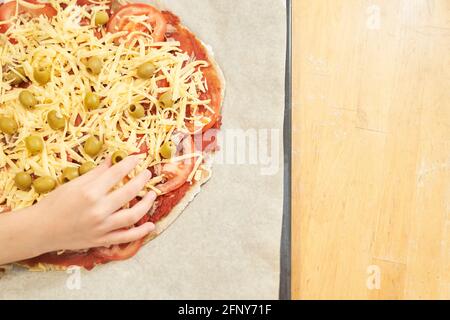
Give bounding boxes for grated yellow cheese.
[0,0,212,210]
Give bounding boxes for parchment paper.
[0,0,287,299]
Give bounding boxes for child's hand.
[32,155,156,253]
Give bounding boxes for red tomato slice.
[93,240,144,261]
[76,0,95,5]
[0,2,18,33]
[107,3,167,42]
[0,0,57,33]
[186,86,222,133]
[156,135,195,194]
[22,0,57,18]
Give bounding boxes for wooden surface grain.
[292,0,450,299]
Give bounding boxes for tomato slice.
[93,240,144,261]
[107,3,167,42]
[0,2,17,33]
[76,0,95,5]
[0,0,57,33]
[156,135,195,194]
[21,0,57,18]
[186,87,222,133]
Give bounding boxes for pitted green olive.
[8,67,26,85]
[33,67,51,85]
[160,141,175,159]
[85,92,100,110]
[79,162,96,175]
[47,110,66,130]
[0,117,18,135]
[61,167,79,183]
[111,150,128,165]
[14,172,32,191]
[159,91,174,109]
[86,57,103,75]
[129,104,145,119]
[94,11,109,26]
[19,90,38,109]
[137,62,156,79]
[84,136,103,157]
[25,135,44,155]
[33,176,56,194]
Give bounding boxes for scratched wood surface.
[292,0,450,300]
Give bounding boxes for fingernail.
[147,222,156,231]
[147,191,157,200]
[145,191,156,201]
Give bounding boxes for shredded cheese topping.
[0,0,210,210]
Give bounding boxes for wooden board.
[292,0,450,300]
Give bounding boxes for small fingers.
[104,192,157,231]
[105,169,152,212]
[97,155,141,192]
[73,156,112,185]
[102,222,155,246]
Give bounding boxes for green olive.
[137,62,156,79]
[86,56,103,75]
[25,135,44,155]
[84,136,103,157]
[160,141,175,159]
[79,162,96,175]
[14,172,32,191]
[47,110,66,130]
[33,66,51,85]
[159,91,174,109]
[94,11,109,26]
[19,90,38,109]
[0,116,18,135]
[8,67,26,85]
[129,104,145,119]
[61,167,79,184]
[33,176,56,194]
[84,92,100,110]
[111,150,128,165]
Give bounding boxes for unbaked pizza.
[0,0,224,270]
